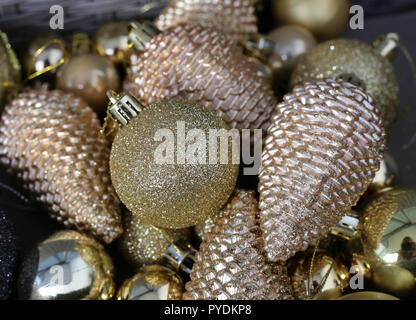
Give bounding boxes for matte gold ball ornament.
[108,91,239,229]
[17,230,115,300]
[337,291,399,300]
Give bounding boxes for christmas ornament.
[360,187,416,297]
[93,21,132,65]
[184,189,294,300]
[120,209,191,267]
[272,0,350,40]
[57,53,120,114]
[290,34,400,128]
[247,56,274,85]
[117,265,183,300]
[337,291,399,300]
[0,90,122,243]
[108,91,239,229]
[0,30,20,109]
[124,22,278,131]
[154,0,258,42]
[0,210,17,300]
[17,230,115,300]
[259,78,386,262]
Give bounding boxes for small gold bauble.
[116,265,183,300]
[0,30,20,108]
[57,53,119,114]
[272,0,350,40]
[110,97,239,229]
[120,210,191,267]
[17,230,115,300]
[337,291,399,300]
[93,21,132,64]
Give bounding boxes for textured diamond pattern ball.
[259,79,386,262]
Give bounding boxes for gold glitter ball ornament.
[117,265,183,300]
[17,230,115,300]
[120,209,191,267]
[154,0,257,42]
[184,189,294,300]
[0,90,122,243]
[124,22,277,132]
[290,37,399,129]
[108,92,239,229]
[259,78,386,263]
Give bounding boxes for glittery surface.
[120,209,191,267]
[290,39,399,128]
[259,79,386,262]
[194,212,221,243]
[184,189,294,300]
[123,23,277,131]
[0,210,17,300]
[110,98,239,229]
[154,0,257,42]
[0,90,122,243]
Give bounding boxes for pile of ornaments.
[0,0,414,301]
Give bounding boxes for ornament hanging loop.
[106,90,145,126]
[128,21,160,52]
[372,33,400,60]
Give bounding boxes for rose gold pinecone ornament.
[0,90,122,243]
[154,0,258,42]
[123,22,277,132]
[184,189,294,300]
[259,79,386,262]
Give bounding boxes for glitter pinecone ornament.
[184,189,294,300]
[154,0,258,42]
[259,79,386,263]
[123,22,277,132]
[0,90,122,243]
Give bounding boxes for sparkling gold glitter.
[110,98,239,229]
[120,209,191,267]
[290,39,399,128]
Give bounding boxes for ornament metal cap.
[163,239,196,275]
[373,33,400,60]
[330,211,360,240]
[106,90,144,126]
[128,21,160,52]
[243,34,274,59]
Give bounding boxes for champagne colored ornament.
[17,230,115,300]
[57,53,120,114]
[337,291,399,300]
[360,187,416,297]
[0,90,122,243]
[108,91,239,229]
[290,35,400,128]
[259,78,386,262]
[120,209,191,267]
[0,30,21,109]
[184,189,294,300]
[0,210,17,300]
[154,0,258,42]
[247,56,274,85]
[117,265,183,300]
[272,0,350,40]
[124,22,277,132]
[93,21,132,65]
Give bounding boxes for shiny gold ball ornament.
[360,187,416,297]
[17,230,115,300]
[120,210,191,267]
[290,36,399,128]
[123,22,277,132]
[108,91,239,229]
[117,265,183,300]
[272,0,350,40]
[57,53,120,114]
[338,291,399,300]
[184,189,294,300]
[0,90,122,243]
[154,0,257,42]
[93,21,132,64]
[259,78,386,262]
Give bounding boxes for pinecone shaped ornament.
[124,22,277,132]
[259,79,386,262]
[184,189,294,300]
[0,90,122,243]
[154,0,258,42]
